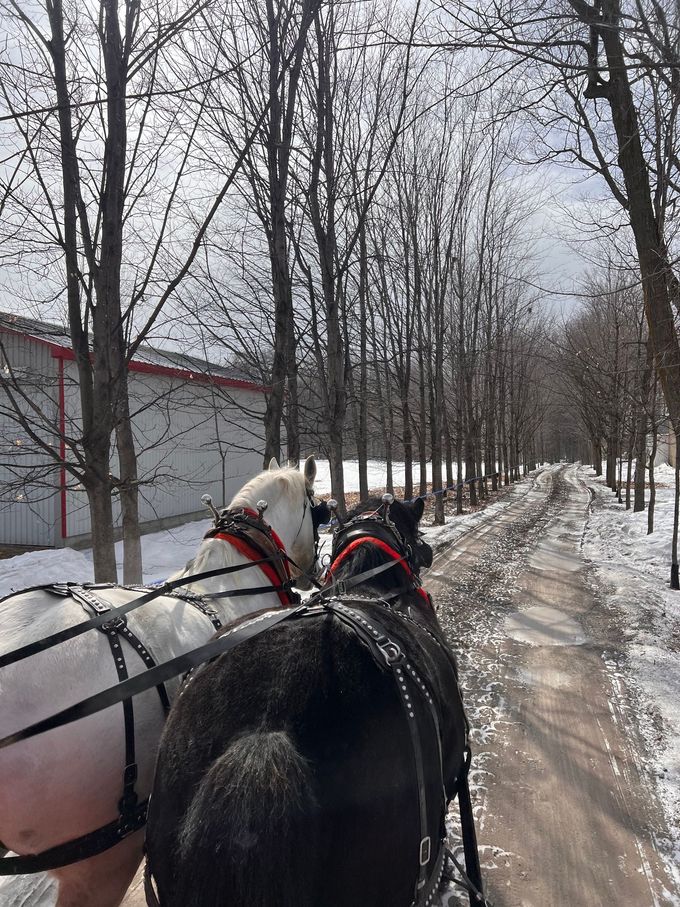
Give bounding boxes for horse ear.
[303,455,317,487]
[269,457,280,471]
[410,497,425,521]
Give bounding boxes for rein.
[326,536,433,609]
[0,511,309,672]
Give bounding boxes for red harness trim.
[327,537,433,609]
[213,511,293,607]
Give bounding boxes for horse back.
[146,602,467,907]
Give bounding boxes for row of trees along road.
[0,0,678,587]
[448,0,680,587]
[180,16,552,522]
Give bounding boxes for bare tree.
[0,0,273,579]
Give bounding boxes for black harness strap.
[0,801,149,876]
[320,600,442,903]
[0,607,303,754]
[171,591,223,632]
[69,586,161,832]
[0,556,284,671]
[0,584,223,876]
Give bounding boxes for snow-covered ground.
[313,458,430,496]
[0,458,499,596]
[579,462,680,863]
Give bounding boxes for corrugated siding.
[2,343,266,546]
[61,362,265,540]
[0,334,60,546]
[127,373,265,521]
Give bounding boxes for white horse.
[0,457,320,907]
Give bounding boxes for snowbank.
[579,462,680,863]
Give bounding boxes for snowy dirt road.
[4,464,679,907]
[433,464,679,907]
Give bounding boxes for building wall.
[0,332,60,546]
[1,334,266,547]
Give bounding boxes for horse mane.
[331,541,401,596]
[346,497,384,520]
[229,467,305,511]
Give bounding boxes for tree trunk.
[593,438,603,475]
[86,471,117,582]
[648,377,658,534]
[403,399,414,501]
[672,433,679,590]
[594,2,680,442]
[114,401,143,583]
[625,425,634,510]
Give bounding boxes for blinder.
[310,499,331,533]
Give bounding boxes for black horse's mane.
[331,497,419,600]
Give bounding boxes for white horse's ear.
[303,455,317,487]
[269,457,280,471]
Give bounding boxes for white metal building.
[0,313,267,548]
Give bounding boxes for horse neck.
[174,482,303,619]
[229,484,303,558]
[331,544,429,620]
[331,545,398,597]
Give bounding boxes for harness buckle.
[419,836,431,866]
[376,636,402,665]
[118,763,139,816]
[102,616,126,633]
[335,580,347,596]
[48,583,72,596]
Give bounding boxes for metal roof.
[0,311,266,392]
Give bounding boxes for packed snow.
[579,462,680,868]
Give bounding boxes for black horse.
[145,496,471,907]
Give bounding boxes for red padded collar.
[327,537,432,609]
[213,511,294,607]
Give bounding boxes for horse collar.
[207,509,297,607]
[327,533,432,610]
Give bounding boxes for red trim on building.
[0,324,269,393]
[124,359,269,393]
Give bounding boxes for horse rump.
[148,728,318,907]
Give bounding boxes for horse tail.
[175,729,318,907]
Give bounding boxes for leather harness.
[203,507,299,607]
[0,509,298,876]
[143,595,474,907]
[0,512,487,905]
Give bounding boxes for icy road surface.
[433,465,679,907]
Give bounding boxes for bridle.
[324,498,433,610]
[299,485,331,574]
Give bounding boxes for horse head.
[325,494,433,617]
[386,496,433,571]
[339,495,432,573]
[229,455,326,589]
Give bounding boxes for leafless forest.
[0,0,679,584]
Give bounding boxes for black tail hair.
[174,729,318,907]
